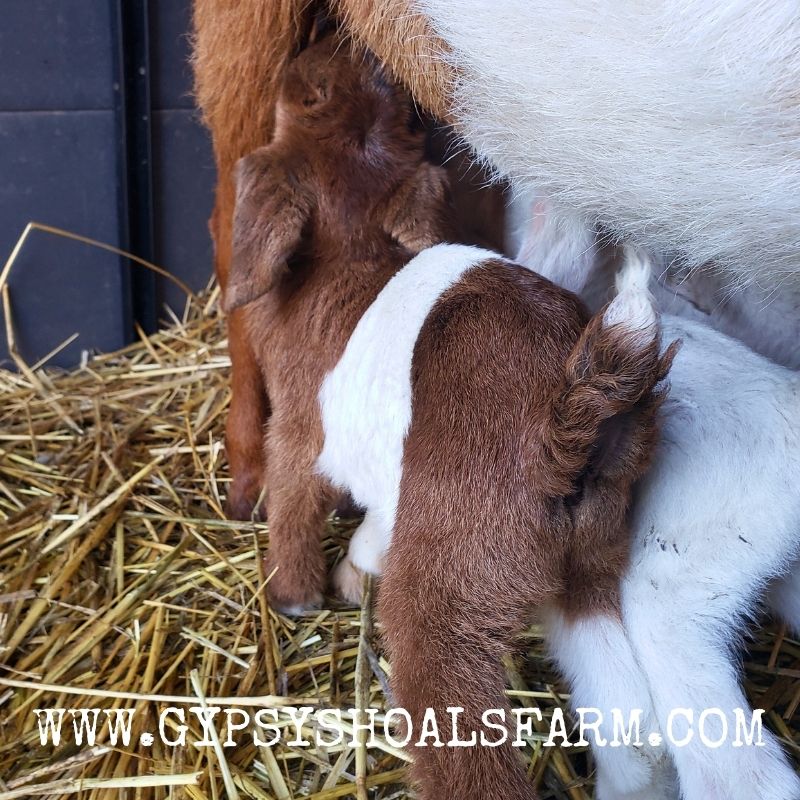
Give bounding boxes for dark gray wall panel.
[152,109,216,315]
[151,2,196,110]
[0,0,217,369]
[0,111,127,368]
[0,1,113,112]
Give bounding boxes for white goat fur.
[317,244,493,585]
[509,187,800,369]
[421,0,800,284]
[545,252,800,799]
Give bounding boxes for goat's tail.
[537,246,679,501]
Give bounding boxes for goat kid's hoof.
[273,597,323,616]
[267,587,324,617]
[332,557,366,606]
[263,557,323,615]
[225,480,265,522]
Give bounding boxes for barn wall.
[0,0,215,368]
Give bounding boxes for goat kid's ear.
[383,161,454,253]
[224,150,310,312]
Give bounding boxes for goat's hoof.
[267,586,324,616]
[263,557,324,615]
[332,557,365,606]
[272,596,323,616]
[225,480,265,522]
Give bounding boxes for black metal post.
[111,0,156,336]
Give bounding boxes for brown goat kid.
[228,38,674,800]
[193,5,492,519]
[227,36,452,605]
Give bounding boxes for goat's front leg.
[263,422,337,614]
[332,509,391,605]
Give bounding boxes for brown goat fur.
[228,36,673,797]
[378,267,674,798]
[227,35,453,608]
[335,0,453,120]
[192,0,307,517]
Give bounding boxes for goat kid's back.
[319,246,674,799]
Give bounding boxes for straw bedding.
[0,239,798,799]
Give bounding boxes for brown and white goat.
[193,5,503,518]
[227,37,674,799]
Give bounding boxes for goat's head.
[273,35,415,155]
[224,37,449,312]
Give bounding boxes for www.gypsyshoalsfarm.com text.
[32,705,767,750]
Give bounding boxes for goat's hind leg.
[624,545,800,800]
[545,609,679,800]
[379,505,540,799]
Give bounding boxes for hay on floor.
[0,259,798,799]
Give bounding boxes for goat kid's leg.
[545,609,679,800]
[263,425,336,615]
[379,527,538,799]
[225,309,271,520]
[624,564,800,800]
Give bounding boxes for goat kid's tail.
[540,246,679,498]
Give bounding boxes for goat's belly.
[422,0,800,280]
[317,243,495,523]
